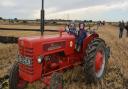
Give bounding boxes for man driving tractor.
[76,22,87,51]
[67,22,87,52]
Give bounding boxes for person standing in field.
[125,22,128,37]
[119,21,125,38]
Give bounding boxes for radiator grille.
[19,45,34,75]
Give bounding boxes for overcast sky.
[0,0,128,21]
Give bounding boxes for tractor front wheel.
[49,72,63,89]
[9,62,27,89]
[84,38,107,83]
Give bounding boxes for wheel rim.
[17,79,26,89]
[58,81,63,89]
[54,76,62,89]
[95,49,105,78]
[16,72,26,89]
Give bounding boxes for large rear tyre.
[49,72,63,89]
[9,62,27,89]
[84,38,108,83]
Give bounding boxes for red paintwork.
[18,31,99,86]
[95,50,103,73]
[16,72,27,89]
[17,80,26,88]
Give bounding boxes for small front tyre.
[49,72,63,89]
[9,62,27,89]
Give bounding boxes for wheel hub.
[95,50,105,78]
[16,72,27,89]
[95,51,103,72]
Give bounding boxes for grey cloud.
[0,0,127,20]
[44,0,124,13]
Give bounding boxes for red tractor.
[9,1,110,89]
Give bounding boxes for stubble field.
[0,24,128,89]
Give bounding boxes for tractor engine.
[17,32,76,83]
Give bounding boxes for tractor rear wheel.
[49,72,63,89]
[84,38,107,83]
[9,62,27,89]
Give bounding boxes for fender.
[83,33,99,51]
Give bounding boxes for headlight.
[37,56,43,64]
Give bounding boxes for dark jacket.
[125,24,128,31]
[77,29,87,45]
[68,28,78,37]
[119,22,125,30]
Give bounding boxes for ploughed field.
[0,24,128,89]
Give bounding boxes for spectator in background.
[119,21,125,38]
[125,22,128,37]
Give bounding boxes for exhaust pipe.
[40,0,45,36]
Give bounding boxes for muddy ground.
[0,24,128,89]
